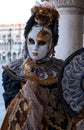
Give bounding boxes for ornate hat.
[31,1,59,26]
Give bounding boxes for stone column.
[49,0,84,60]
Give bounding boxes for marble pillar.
[49,0,84,60]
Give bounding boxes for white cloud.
[0,0,37,24]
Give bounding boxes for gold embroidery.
[23,57,59,86]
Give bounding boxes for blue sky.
[0,0,41,24]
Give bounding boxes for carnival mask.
[27,25,52,61]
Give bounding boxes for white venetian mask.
[27,25,52,61]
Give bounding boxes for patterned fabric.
[62,52,84,113]
[58,48,84,116]
[41,83,73,130]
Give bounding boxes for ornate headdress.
[31,1,59,26]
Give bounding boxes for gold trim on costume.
[45,113,73,130]
[23,57,59,86]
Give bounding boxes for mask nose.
[33,42,38,51]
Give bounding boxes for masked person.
[1,1,78,130]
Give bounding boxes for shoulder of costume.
[2,58,26,81]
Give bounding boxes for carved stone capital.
[49,0,84,9]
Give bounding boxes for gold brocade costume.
[1,58,77,130]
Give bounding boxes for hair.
[24,14,36,39]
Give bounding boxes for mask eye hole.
[28,38,35,44]
[38,41,46,46]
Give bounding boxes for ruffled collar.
[23,57,64,86]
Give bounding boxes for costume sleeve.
[2,70,21,109]
[2,58,26,109]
